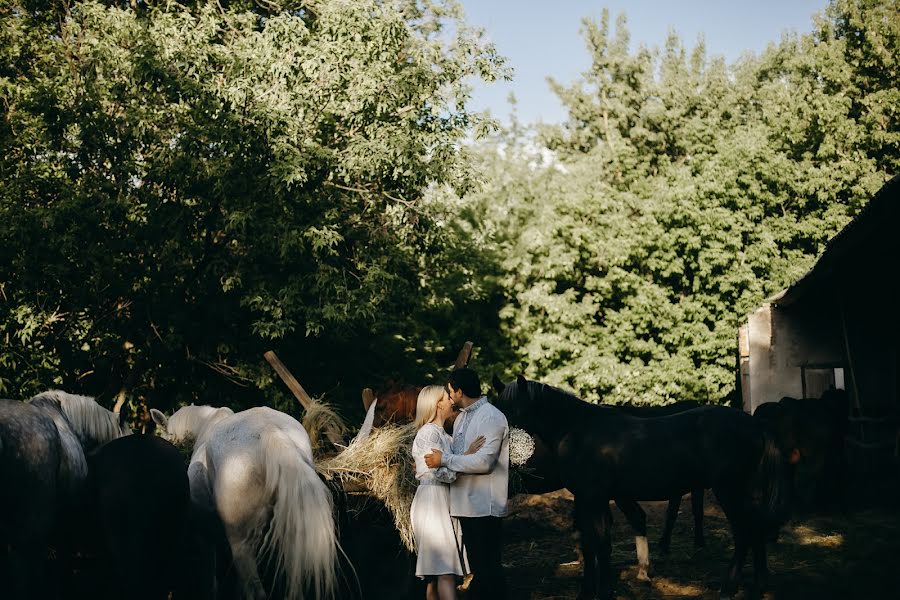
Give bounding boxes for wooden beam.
[113,386,128,414]
[454,341,474,369]
[839,303,863,417]
[264,350,312,411]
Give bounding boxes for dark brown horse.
[508,394,706,580]
[495,376,792,600]
[753,389,848,511]
[370,381,422,427]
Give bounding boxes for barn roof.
[771,174,900,308]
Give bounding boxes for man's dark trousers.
[459,516,506,599]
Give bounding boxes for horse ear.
[492,374,505,395]
[150,408,169,431]
[362,388,376,412]
[516,374,528,391]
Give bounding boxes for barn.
[737,174,900,469]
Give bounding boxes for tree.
[469,1,897,404]
[0,0,507,415]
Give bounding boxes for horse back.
[563,405,762,497]
[89,434,188,499]
[613,400,702,418]
[0,400,66,539]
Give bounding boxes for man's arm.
[442,417,507,474]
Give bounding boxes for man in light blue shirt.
[425,368,509,599]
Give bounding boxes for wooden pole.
[113,386,128,414]
[839,303,863,417]
[454,341,474,369]
[264,351,312,411]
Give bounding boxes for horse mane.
[168,405,234,446]
[530,380,587,408]
[29,390,129,448]
[517,380,610,429]
[376,380,420,397]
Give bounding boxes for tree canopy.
[466,0,897,404]
[0,0,507,414]
[1,0,896,416]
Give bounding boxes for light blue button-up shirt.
[442,397,510,517]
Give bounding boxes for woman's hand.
[465,435,486,455]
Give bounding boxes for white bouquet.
[509,427,536,467]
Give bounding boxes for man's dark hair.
[448,368,481,399]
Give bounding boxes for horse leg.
[715,489,750,599]
[574,494,598,600]
[658,496,679,556]
[225,531,267,600]
[8,539,51,600]
[615,499,650,581]
[691,488,706,548]
[590,503,615,599]
[751,531,770,598]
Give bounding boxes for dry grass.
[316,423,419,551]
[504,483,900,599]
[301,397,349,454]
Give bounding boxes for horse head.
[492,374,541,430]
[151,404,233,449]
[371,382,420,427]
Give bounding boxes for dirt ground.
[501,480,900,600]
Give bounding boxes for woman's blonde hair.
[414,385,445,429]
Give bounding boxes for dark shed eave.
[772,174,900,309]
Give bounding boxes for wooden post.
[839,303,863,417]
[362,388,376,412]
[454,341,474,369]
[264,351,312,411]
[113,386,128,414]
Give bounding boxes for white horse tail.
[261,428,338,600]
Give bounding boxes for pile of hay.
[316,423,418,550]
[302,397,349,455]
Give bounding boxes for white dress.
[410,423,468,578]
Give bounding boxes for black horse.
[81,434,216,600]
[495,376,792,600]
[607,401,706,555]
[753,389,848,512]
[508,392,707,576]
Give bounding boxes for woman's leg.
[436,574,458,600]
[425,577,439,600]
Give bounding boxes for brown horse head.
[370,380,461,433]
[372,381,421,427]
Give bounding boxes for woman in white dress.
[411,385,484,600]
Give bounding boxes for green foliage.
[0,0,507,413]
[2,0,896,417]
[469,0,897,404]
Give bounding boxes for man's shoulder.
[479,400,508,425]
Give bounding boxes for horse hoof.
[637,569,651,583]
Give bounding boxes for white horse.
[151,405,338,600]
